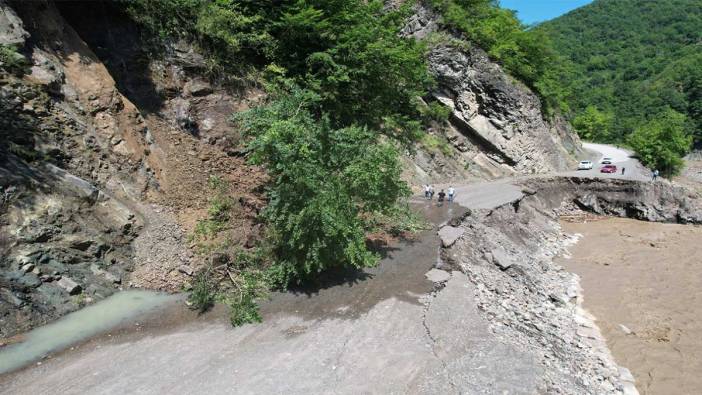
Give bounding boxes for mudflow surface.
[559,217,702,395]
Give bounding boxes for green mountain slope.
[540,0,702,154]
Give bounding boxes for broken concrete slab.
[438,225,463,248]
[424,268,451,283]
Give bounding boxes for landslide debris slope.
[0,0,265,338]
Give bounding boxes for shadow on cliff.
[54,1,164,114]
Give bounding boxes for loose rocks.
[438,225,463,248]
[57,277,82,295]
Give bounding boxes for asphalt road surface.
[0,202,539,395]
[569,143,650,181]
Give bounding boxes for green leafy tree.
[236,88,409,285]
[628,108,692,177]
[572,105,614,142]
[272,0,431,138]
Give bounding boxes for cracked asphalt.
[1,199,540,395]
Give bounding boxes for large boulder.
[0,0,28,45]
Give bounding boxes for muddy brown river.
[558,217,702,395]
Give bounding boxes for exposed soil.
[559,217,702,395]
[676,159,702,193]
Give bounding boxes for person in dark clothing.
[621,167,625,175]
[437,189,446,203]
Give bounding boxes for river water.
[558,217,702,395]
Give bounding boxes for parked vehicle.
[577,160,594,170]
[601,157,613,164]
[600,164,617,173]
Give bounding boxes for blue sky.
[499,0,593,25]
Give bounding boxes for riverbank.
[559,217,702,394]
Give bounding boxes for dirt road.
[559,217,702,395]
[0,202,540,395]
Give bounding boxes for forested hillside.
[540,0,702,175]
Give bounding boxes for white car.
[601,157,613,164]
[577,160,593,170]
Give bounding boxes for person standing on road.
[424,184,431,199]
[652,169,659,181]
[429,185,434,200]
[621,167,626,175]
[447,186,455,203]
[437,189,446,205]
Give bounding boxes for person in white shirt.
[447,186,455,202]
[424,184,431,199]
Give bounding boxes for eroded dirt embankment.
[440,176,702,394]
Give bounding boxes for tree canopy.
[236,88,409,284]
[627,108,692,177]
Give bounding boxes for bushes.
[192,176,234,239]
[420,133,453,157]
[421,101,452,124]
[188,270,215,313]
[0,44,29,76]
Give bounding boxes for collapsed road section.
[439,176,701,394]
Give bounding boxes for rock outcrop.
[522,177,702,224]
[402,3,582,183]
[0,0,265,337]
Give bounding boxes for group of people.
[423,184,455,205]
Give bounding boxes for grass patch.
[0,44,29,76]
[420,132,454,157]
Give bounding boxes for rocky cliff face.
[0,0,264,337]
[403,3,582,183]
